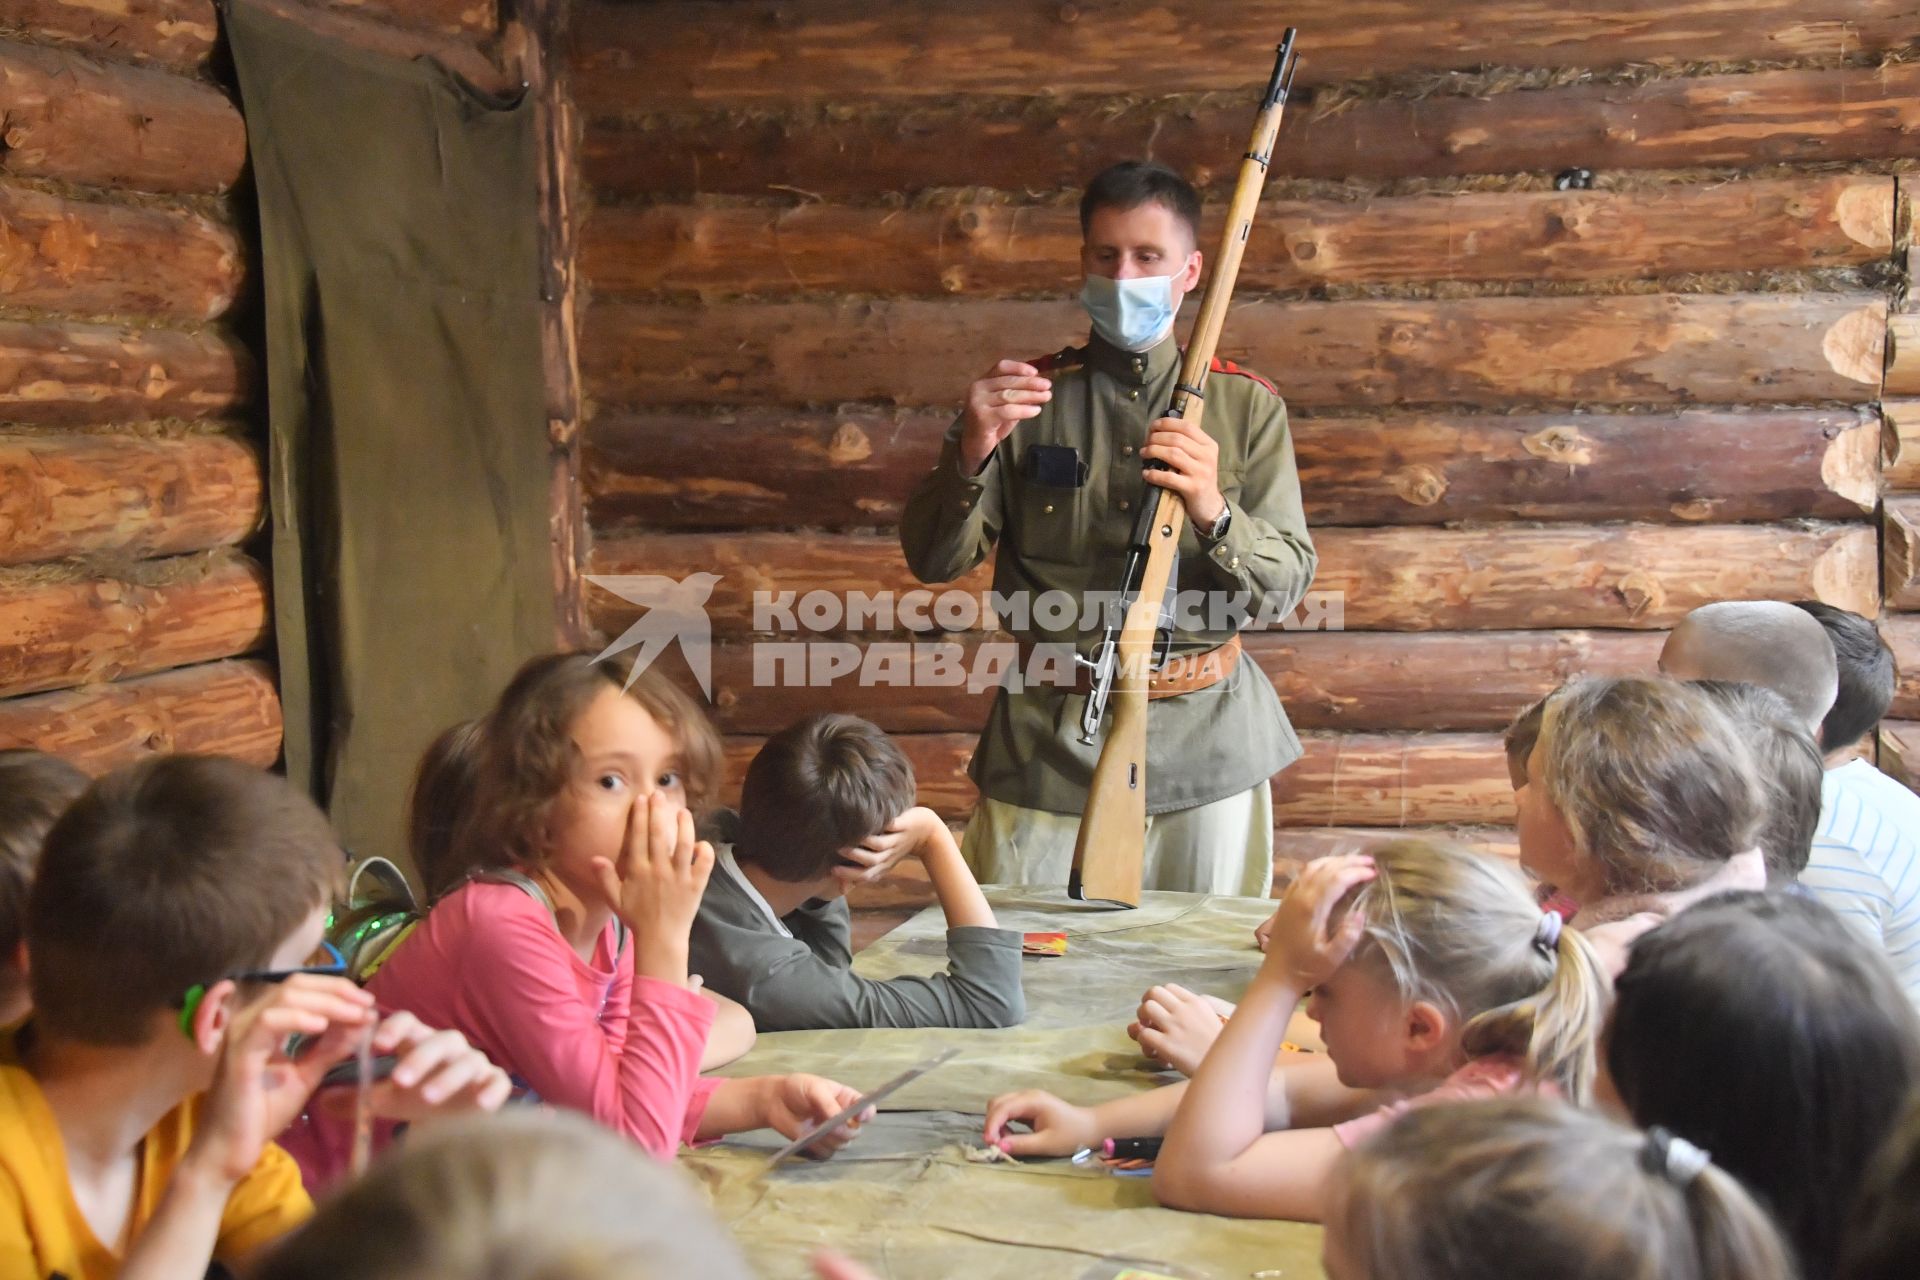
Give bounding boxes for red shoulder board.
[1031,346,1084,375]
[1209,355,1279,396]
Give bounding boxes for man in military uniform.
[899,161,1317,896]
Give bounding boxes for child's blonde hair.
[1332,1097,1797,1280]
[251,1110,755,1280]
[1535,677,1766,896]
[1343,839,1611,1103]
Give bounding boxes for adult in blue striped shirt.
[1660,601,1920,1005]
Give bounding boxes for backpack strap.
[475,867,628,957]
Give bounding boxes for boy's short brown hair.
[28,755,345,1046]
[736,714,915,884]
[0,750,89,961]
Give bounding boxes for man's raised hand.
[959,359,1052,475]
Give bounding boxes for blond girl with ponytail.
[1322,1098,1796,1280]
[984,840,1610,1221]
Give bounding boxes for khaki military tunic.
[899,332,1317,824]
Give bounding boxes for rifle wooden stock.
[1070,36,1297,906]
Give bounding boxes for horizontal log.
[1273,825,1518,866]
[0,182,243,322]
[720,728,1516,828]
[3,0,218,71]
[0,431,263,565]
[842,823,1521,915]
[1884,402,1920,491]
[585,405,1881,532]
[581,292,1886,412]
[582,175,1895,299]
[0,39,246,195]
[571,0,1920,111]
[0,657,281,770]
[0,318,250,425]
[0,551,270,698]
[1274,732,1514,828]
[1885,497,1920,612]
[1877,722,1920,794]
[588,522,1876,637]
[680,628,1663,736]
[235,0,518,97]
[721,731,977,818]
[585,63,1920,200]
[13,0,494,74]
[1882,616,1920,721]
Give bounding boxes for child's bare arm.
[912,809,996,931]
[696,987,757,1069]
[1154,1126,1347,1222]
[1156,855,1375,1221]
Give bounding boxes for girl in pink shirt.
[984,839,1610,1221]
[369,653,865,1159]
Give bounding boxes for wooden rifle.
[1068,32,1300,907]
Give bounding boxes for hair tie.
[1533,909,1563,956]
[1641,1127,1712,1187]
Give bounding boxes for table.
[681,889,1327,1280]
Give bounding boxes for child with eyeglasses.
[0,755,509,1280]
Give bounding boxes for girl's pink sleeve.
[456,894,716,1157]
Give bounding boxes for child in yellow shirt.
[0,755,508,1279]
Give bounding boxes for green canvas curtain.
[227,0,557,864]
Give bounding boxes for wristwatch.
[1203,506,1232,542]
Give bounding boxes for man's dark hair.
[1079,161,1203,245]
[1793,600,1896,751]
[736,714,915,884]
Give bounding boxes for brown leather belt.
[1018,633,1242,700]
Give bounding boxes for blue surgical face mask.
[1080,273,1177,352]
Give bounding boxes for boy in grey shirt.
[689,714,1026,1031]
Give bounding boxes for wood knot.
[826,421,873,464]
[1387,464,1447,507]
[1057,2,1080,21]
[1614,570,1664,618]
[939,264,967,293]
[1521,424,1595,467]
[1669,498,1718,521]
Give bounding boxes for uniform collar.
[1085,331,1181,386]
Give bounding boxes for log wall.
[568,3,1914,926]
[0,0,514,775]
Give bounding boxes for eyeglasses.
[175,940,349,1035]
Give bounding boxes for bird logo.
[583,572,722,697]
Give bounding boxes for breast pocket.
[1011,480,1089,568]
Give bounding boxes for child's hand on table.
[1128,983,1228,1076]
[762,1073,872,1158]
[982,1089,1102,1158]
